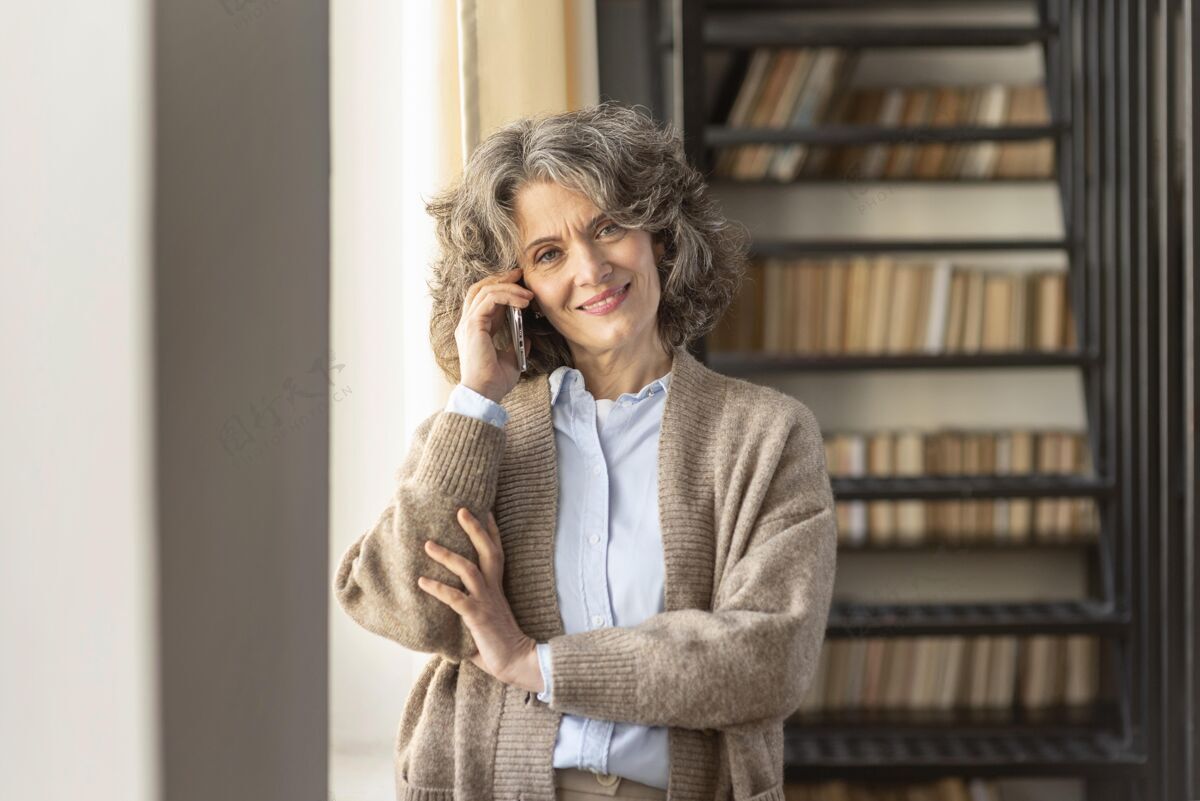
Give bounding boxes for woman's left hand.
[417,507,544,694]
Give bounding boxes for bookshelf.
[665,0,1149,796]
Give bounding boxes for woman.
[333,102,838,801]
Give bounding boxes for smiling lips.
[578,282,631,314]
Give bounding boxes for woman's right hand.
[456,266,536,403]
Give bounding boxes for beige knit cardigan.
[333,344,838,801]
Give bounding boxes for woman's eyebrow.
[524,213,606,252]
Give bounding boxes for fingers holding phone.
[456,266,535,403]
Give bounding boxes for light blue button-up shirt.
[443,365,671,788]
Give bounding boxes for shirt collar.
[548,364,671,407]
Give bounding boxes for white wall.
[0,3,158,801]
[329,0,458,766]
[328,5,600,796]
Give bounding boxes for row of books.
[711,258,1077,356]
[715,47,858,182]
[795,634,1102,714]
[826,429,1096,546]
[714,46,1054,181]
[784,778,1008,801]
[817,85,1054,182]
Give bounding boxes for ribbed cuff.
[397,765,456,801]
[545,628,639,721]
[412,410,506,506]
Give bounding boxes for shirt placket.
[571,376,615,774]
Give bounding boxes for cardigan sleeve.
[541,403,837,731]
[332,407,507,661]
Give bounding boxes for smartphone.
[506,304,527,373]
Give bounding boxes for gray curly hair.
[422,100,751,384]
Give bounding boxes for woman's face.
[514,180,665,356]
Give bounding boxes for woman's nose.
[572,239,612,284]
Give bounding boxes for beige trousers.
[553,768,667,801]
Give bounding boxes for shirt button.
[592,464,603,476]
[592,615,604,627]
[588,533,600,545]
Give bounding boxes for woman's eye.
[534,226,620,264]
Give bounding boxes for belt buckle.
[593,772,620,788]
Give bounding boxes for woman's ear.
[653,237,666,266]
